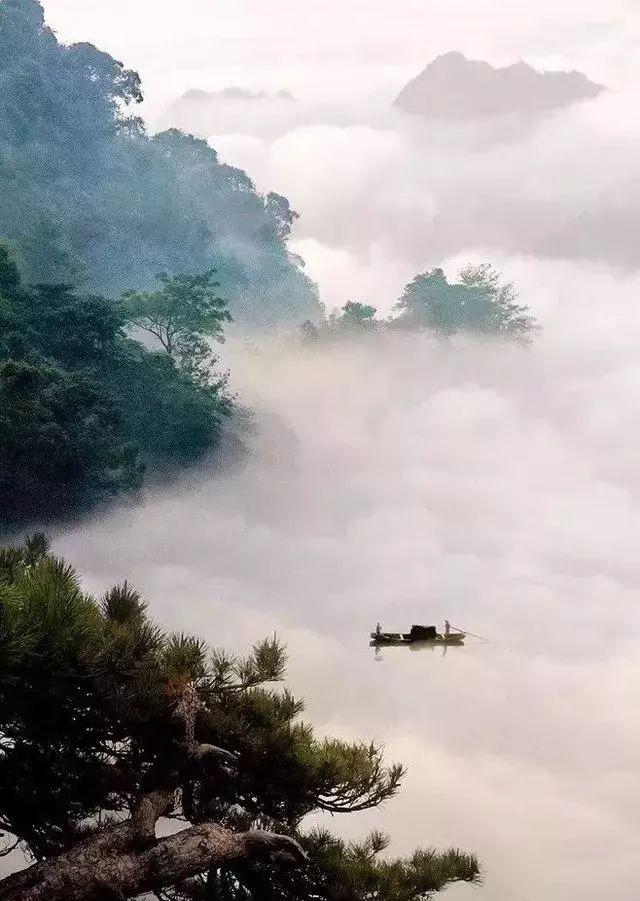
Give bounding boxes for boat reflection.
[371,639,464,660]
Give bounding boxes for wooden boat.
[369,624,465,646]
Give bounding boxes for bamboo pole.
[451,625,490,643]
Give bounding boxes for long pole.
[451,625,490,643]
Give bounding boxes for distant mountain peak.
[395,53,604,119]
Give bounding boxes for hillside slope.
[0,0,319,327]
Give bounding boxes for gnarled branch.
[0,809,306,901]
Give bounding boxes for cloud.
[53,258,640,898]
[200,86,640,311]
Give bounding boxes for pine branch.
[0,817,307,901]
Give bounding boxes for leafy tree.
[0,249,232,526]
[1,281,124,370]
[263,192,300,241]
[338,301,378,330]
[298,302,379,343]
[0,361,142,522]
[394,268,465,336]
[121,271,231,389]
[394,265,536,340]
[0,244,21,299]
[458,262,536,340]
[104,345,232,464]
[0,538,480,900]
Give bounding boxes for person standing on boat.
[444,620,451,638]
[375,622,382,637]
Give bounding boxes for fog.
[32,2,640,898]
[185,86,640,313]
[54,254,640,900]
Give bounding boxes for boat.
[369,624,465,646]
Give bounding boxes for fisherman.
[444,619,451,638]
[375,622,382,637]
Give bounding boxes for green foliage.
[121,270,231,389]
[302,265,536,345]
[301,301,378,342]
[458,262,536,338]
[0,540,480,899]
[0,249,232,527]
[0,0,319,326]
[104,342,231,463]
[286,828,481,901]
[12,216,87,287]
[264,192,300,241]
[339,301,378,330]
[0,359,142,523]
[395,264,536,340]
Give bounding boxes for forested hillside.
[0,0,319,327]
[0,248,233,527]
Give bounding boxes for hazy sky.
[42,0,640,112]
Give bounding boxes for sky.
[42,0,640,113]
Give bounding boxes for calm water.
[57,333,640,901]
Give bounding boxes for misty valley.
[1,2,639,901]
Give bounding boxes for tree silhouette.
[0,538,480,901]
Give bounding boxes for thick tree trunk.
[0,793,306,901]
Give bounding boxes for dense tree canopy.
[0,247,232,527]
[0,360,141,523]
[0,537,480,900]
[0,0,320,327]
[394,264,536,339]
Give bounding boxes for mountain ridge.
[395,51,604,118]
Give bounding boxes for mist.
[42,0,640,117]
[53,254,640,900]
[188,85,640,315]
[5,3,635,898]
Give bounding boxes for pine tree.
[0,538,480,901]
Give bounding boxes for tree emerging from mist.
[303,264,536,342]
[0,536,480,901]
[0,0,320,327]
[394,264,536,340]
[121,270,231,390]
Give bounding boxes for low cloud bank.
[57,257,640,900]
[194,87,640,312]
